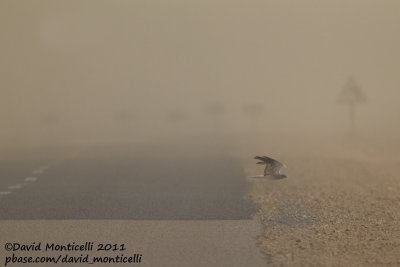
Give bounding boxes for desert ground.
[240,134,400,266]
[0,133,399,266]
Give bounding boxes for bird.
[251,156,287,179]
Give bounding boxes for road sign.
[337,76,366,135]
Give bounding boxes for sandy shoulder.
[243,139,400,266]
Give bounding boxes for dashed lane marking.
[40,165,50,170]
[25,177,38,182]
[8,184,23,190]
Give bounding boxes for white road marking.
[25,177,37,182]
[40,165,50,170]
[0,163,50,197]
[32,164,50,174]
[8,184,22,190]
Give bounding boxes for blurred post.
[113,108,134,143]
[165,109,187,134]
[337,76,366,135]
[241,103,264,134]
[205,102,225,131]
[349,102,355,134]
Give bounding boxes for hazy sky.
[1,0,400,145]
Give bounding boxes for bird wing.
[254,156,279,165]
[254,156,285,176]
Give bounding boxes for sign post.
[337,76,366,135]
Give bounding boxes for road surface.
[0,144,256,220]
[0,144,266,267]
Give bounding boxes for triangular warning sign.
[337,77,366,104]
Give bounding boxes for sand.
[241,135,400,266]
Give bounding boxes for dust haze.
[2,2,400,264]
[1,0,400,147]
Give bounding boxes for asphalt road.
[0,144,256,220]
[0,144,266,267]
[0,220,267,267]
